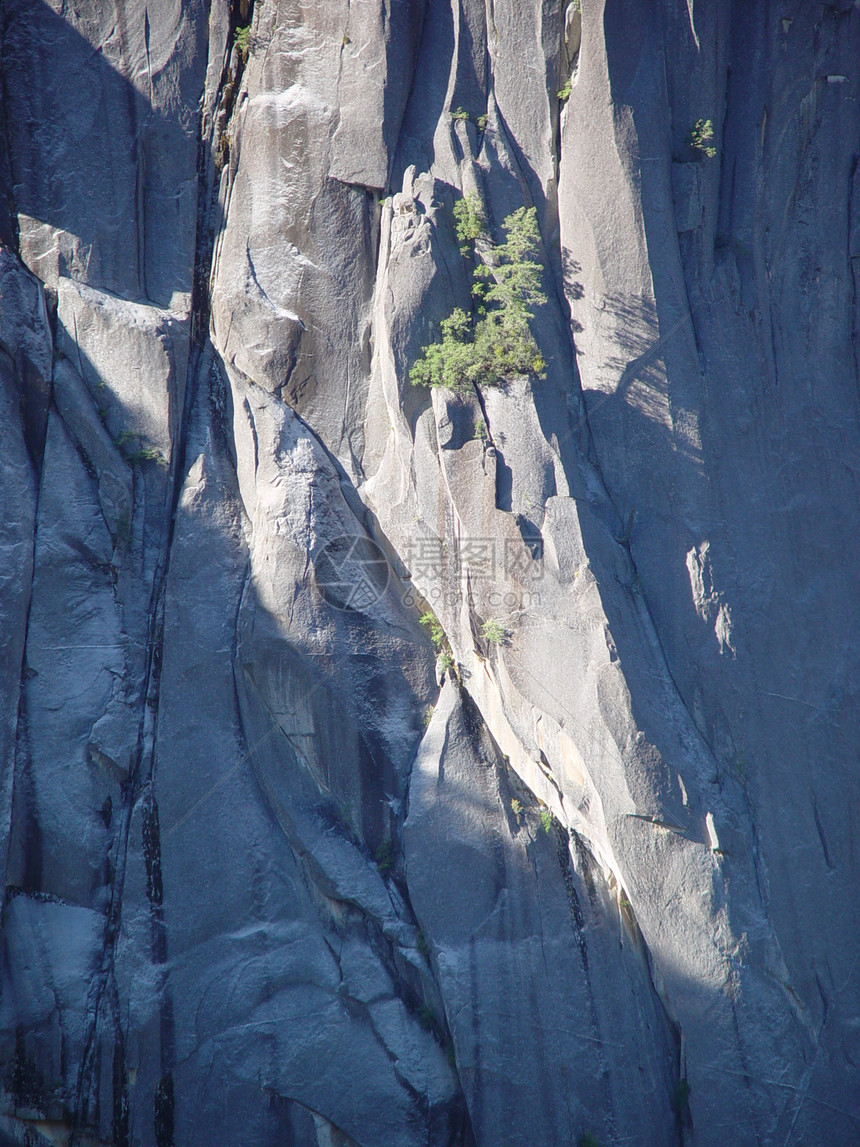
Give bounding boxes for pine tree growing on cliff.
[410,202,547,390]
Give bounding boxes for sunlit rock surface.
[1,1,858,1144]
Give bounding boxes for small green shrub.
[451,106,470,121]
[127,447,166,465]
[480,619,505,645]
[578,1135,600,1147]
[409,308,475,391]
[235,24,251,61]
[539,809,553,834]
[476,114,488,131]
[422,705,435,727]
[419,611,445,650]
[375,839,394,873]
[437,650,454,673]
[473,417,487,440]
[116,429,166,467]
[557,79,572,101]
[689,117,716,157]
[452,192,485,250]
[510,798,523,818]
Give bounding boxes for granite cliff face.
[1,2,859,1145]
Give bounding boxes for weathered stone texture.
[1,1,858,1145]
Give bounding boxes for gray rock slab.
[0,896,103,1118]
[141,385,462,1144]
[405,681,678,1146]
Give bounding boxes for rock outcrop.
[1,1,858,1145]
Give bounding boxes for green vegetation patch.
[480,619,506,645]
[419,610,445,650]
[689,117,716,157]
[235,25,251,61]
[410,204,547,391]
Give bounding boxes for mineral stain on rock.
[0,1,858,1145]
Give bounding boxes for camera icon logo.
[314,535,390,611]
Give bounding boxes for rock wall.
[1,1,858,1145]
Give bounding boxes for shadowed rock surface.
[0,1,858,1145]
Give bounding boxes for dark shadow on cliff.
[391,0,457,181]
[0,0,209,309]
[154,357,477,1145]
[0,6,222,1134]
